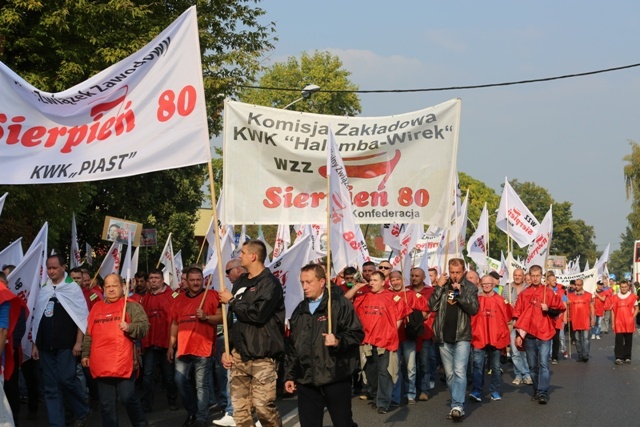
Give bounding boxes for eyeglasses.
[225,267,235,275]
[480,282,494,286]
[378,266,391,270]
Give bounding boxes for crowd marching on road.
[1,245,639,426]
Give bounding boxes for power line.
[239,62,640,94]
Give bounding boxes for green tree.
[0,1,276,266]
[239,51,361,115]
[609,226,635,280]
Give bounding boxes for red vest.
[513,285,565,341]
[87,298,134,379]
[612,293,637,333]
[471,293,512,349]
[567,292,592,331]
[141,286,175,349]
[354,289,404,351]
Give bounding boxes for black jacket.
[228,267,285,361]
[285,288,364,387]
[428,279,479,343]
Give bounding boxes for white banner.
[223,99,461,226]
[556,268,598,294]
[525,206,553,270]
[0,7,209,184]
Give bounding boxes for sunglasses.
[378,266,391,270]
[225,267,235,275]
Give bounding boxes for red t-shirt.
[170,290,219,357]
[612,292,638,333]
[513,285,565,341]
[471,293,512,349]
[354,289,405,351]
[141,286,176,349]
[567,291,592,331]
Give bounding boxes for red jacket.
[567,291,592,331]
[354,289,406,351]
[471,293,512,349]
[513,285,566,341]
[612,293,638,333]
[141,286,176,349]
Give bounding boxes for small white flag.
[70,213,82,269]
[496,178,539,248]
[525,206,553,270]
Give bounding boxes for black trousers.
[614,333,633,360]
[297,379,356,427]
[3,350,20,425]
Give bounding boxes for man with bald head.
[502,268,532,385]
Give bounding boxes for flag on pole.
[257,225,273,264]
[467,203,489,270]
[595,243,610,276]
[0,239,24,270]
[0,192,7,217]
[203,227,236,290]
[70,213,82,269]
[121,231,133,287]
[525,206,553,270]
[446,191,468,255]
[327,129,364,274]
[159,234,178,290]
[174,250,183,284]
[496,178,539,248]
[272,224,291,260]
[98,241,122,279]
[85,243,93,266]
[26,223,48,285]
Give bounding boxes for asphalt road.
[14,331,640,426]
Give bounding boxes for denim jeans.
[438,341,470,409]
[602,310,611,333]
[524,337,551,396]
[215,334,232,415]
[364,348,393,410]
[418,339,435,395]
[592,316,602,336]
[510,328,530,379]
[175,355,212,422]
[97,374,148,427]
[392,340,417,402]
[142,347,177,409]
[39,348,90,427]
[575,330,591,359]
[472,346,501,394]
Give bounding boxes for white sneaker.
[255,421,263,427]
[591,334,596,339]
[213,413,236,427]
[596,335,601,340]
[429,380,435,390]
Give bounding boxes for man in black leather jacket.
[428,258,479,421]
[284,263,364,427]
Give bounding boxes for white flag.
[446,191,468,255]
[381,224,406,251]
[203,228,236,290]
[70,213,82,269]
[584,259,590,272]
[525,206,553,270]
[388,224,421,274]
[159,234,178,290]
[496,178,539,248]
[467,203,489,270]
[26,222,48,285]
[257,226,273,265]
[272,224,291,260]
[595,243,610,276]
[0,239,23,270]
[0,192,7,217]
[7,242,43,362]
[121,232,133,286]
[98,240,122,279]
[327,130,363,274]
[85,243,93,266]
[174,250,184,283]
[267,234,315,320]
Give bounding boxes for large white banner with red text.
[0,7,209,184]
[223,99,461,226]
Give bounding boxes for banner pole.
[156,232,171,269]
[326,154,333,335]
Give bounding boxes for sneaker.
[407,398,416,405]
[615,359,624,365]
[429,380,436,390]
[359,394,373,401]
[450,407,464,420]
[255,421,262,427]
[377,407,389,414]
[551,359,558,365]
[209,404,223,413]
[582,357,589,363]
[596,335,601,340]
[562,351,569,359]
[523,377,533,385]
[531,394,540,402]
[591,334,596,339]
[538,394,548,404]
[625,359,632,364]
[490,392,502,401]
[468,391,482,402]
[512,377,523,385]
[213,413,236,427]
[418,392,429,401]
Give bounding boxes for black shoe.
[368,402,377,410]
[209,404,223,413]
[377,407,389,414]
[582,357,589,363]
[538,395,548,404]
[531,394,539,402]
[182,415,196,427]
[194,421,207,427]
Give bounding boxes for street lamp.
[283,84,321,110]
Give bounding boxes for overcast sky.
[250,0,640,252]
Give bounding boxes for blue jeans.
[142,347,177,409]
[575,330,591,359]
[39,348,90,427]
[215,334,232,415]
[97,374,148,427]
[510,328,530,379]
[418,339,435,395]
[175,355,212,422]
[524,337,551,396]
[438,341,470,409]
[392,340,417,402]
[592,316,602,336]
[364,348,393,410]
[472,346,501,394]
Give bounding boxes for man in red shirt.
[513,265,565,404]
[168,267,220,427]
[592,281,610,339]
[349,271,407,414]
[141,269,178,412]
[469,275,512,402]
[410,267,436,401]
[566,279,594,362]
[71,267,103,311]
[611,281,639,364]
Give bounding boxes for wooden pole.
[326,154,333,335]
